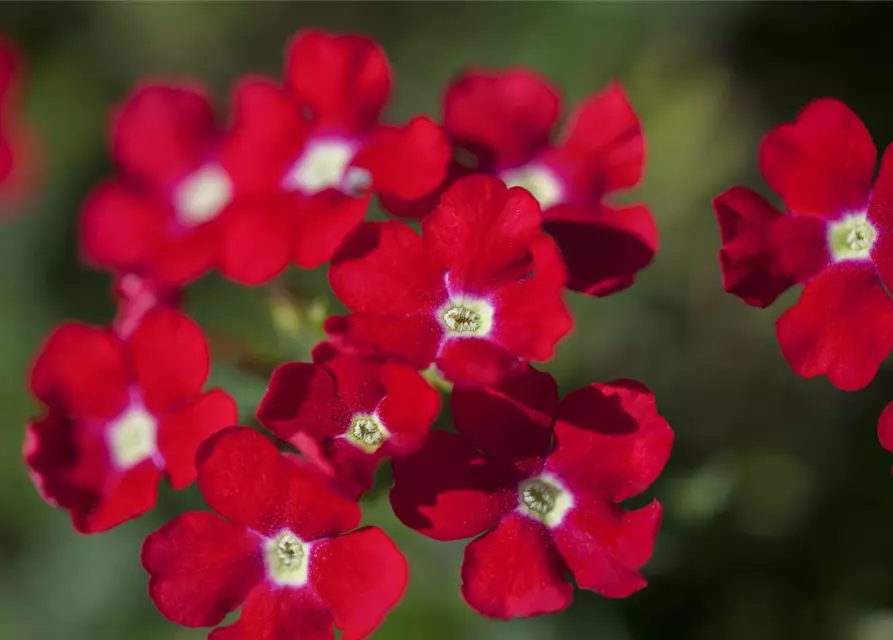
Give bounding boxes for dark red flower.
[216,28,451,285]
[112,273,183,338]
[715,98,893,390]
[24,310,237,533]
[80,83,238,286]
[0,37,40,213]
[390,366,673,618]
[386,70,654,297]
[257,342,441,497]
[142,427,407,640]
[327,174,573,387]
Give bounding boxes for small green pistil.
[520,478,559,515]
[442,306,481,333]
[828,213,877,261]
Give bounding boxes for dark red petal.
[759,98,876,217]
[312,527,408,640]
[548,380,673,503]
[286,29,391,131]
[324,314,442,370]
[451,365,556,465]
[30,322,128,420]
[142,511,263,627]
[198,427,361,539]
[390,430,516,540]
[291,191,371,269]
[74,462,162,533]
[128,310,210,412]
[868,143,893,289]
[436,338,523,388]
[210,586,333,640]
[150,220,219,286]
[461,512,573,619]
[313,345,386,412]
[329,220,447,314]
[553,499,660,599]
[544,202,657,297]
[218,197,291,285]
[776,262,893,391]
[878,402,893,453]
[79,180,166,273]
[354,117,451,201]
[376,362,440,455]
[422,176,542,293]
[158,389,238,490]
[113,83,217,187]
[444,69,560,169]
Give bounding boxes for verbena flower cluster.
[20,29,674,638]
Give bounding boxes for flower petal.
[376,361,441,455]
[879,401,893,454]
[311,527,408,640]
[218,197,292,285]
[461,512,573,619]
[150,220,219,286]
[291,191,371,269]
[776,262,893,390]
[390,430,516,541]
[436,338,523,388]
[324,314,442,371]
[210,587,333,640]
[868,143,893,290]
[143,511,263,627]
[759,98,876,217]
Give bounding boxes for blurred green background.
[3,2,893,639]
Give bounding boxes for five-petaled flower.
[142,427,408,640]
[327,174,574,387]
[387,70,655,297]
[257,342,441,497]
[24,310,237,533]
[216,28,451,285]
[390,366,673,618]
[714,98,893,390]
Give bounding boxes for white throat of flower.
[108,405,158,470]
[438,296,495,338]
[282,139,371,196]
[501,164,564,210]
[517,473,574,528]
[264,529,310,587]
[345,413,390,454]
[173,164,233,226]
[827,211,877,262]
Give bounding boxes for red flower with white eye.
[327,174,573,387]
[0,37,39,213]
[216,28,451,285]
[386,70,654,298]
[257,342,441,497]
[80,83,238,286]
[714,98,893,390]
[390,366,673,618]
[112,273,182,338]
[24,310,236,533]
[142,427,407,640]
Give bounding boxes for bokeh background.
[3,3,893,639]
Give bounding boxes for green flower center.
[346,414,389,453]
[827,213,877,262]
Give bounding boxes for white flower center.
[264,530,309,587]
[108,406,158,470]
[501,163,563,210]
[438,296,494,338]
[345,414,390,453]
[827,212,877,262]
[517,474,574,528]
[173,164,233,226]
[282,139,370,195]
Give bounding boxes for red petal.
[422,175,542,294]
[143,511,263,627]
[311,527,408,640]
[30,322,128,420]
[436,338,522,388]
[553,499,660,599]
[376,362,440,455]
[548,380,674,503]
[776,262,893,390]
[128,310,210,412]
[329,220,447,314]
[286,29,391,132]
[390,430,516,541]
[444,69,560,169]
[210,587,332,640]
[197,427,361,539]
[759,98,876,217]
[324,314,442,371]
[158,389,238,490]
[868,143,893,289]
[544,202,657,297]
[291,191,370,269]
[461,512,573,619]
[113,83,217,188]
[218,197,291,285]
[879,402,893,453]
[151,220,219,286]
[354,117,451,201]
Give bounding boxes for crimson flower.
[24,310,236,533]
[714,98,893,390]
[327,174,573,387]
[387,69,655,297]
[216,28,451,285]
[390,366,673,618]
[257,342,441,497]
[143,427,407,640]
[0,37,39,212]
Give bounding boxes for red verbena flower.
[216,28,451,285]
[714,98,893,390]
[390,366,673,618]
[257,342,441,497]
[24,310,236,533]
[0,37,39,213]
[327,174,573,387]
[387,69,655,297]
[112,272,182,338]
[142,427,407,640]
[80,82,238,286]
